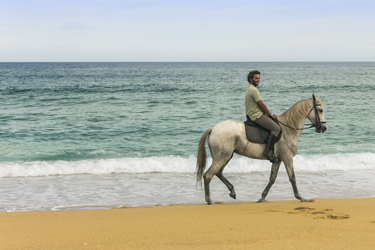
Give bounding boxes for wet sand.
[1,198,375,249]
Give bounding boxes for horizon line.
[1,61,374,63]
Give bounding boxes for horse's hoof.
[229,193,236,200]
[257,199,266,203]
[297,196,307,202]
[206,199,214,205]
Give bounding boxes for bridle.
[277,95,326,131]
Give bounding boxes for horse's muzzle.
[315,123,327,133]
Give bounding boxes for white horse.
[196,95,327,204]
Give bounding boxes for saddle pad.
[244,122,267,144]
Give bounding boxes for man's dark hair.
[247,70,261,83]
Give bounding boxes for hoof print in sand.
[326,214,350,220]
[291,207,349,220]
[264,206,350,220]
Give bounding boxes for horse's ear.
[312,94,316,101]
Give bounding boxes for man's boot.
[263,134,277,163]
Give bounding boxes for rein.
[276,96,326,131]
[277,119,315,131]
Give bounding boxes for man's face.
[250,74,260,86]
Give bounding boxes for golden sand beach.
[1,198,375,250]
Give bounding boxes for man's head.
[247,70,261,86]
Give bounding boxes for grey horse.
[196,95,327,205]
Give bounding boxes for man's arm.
[257,100,277,119]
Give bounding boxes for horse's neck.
[279,99,312,137]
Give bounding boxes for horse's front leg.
[258,161,281,202]
[284,158,306,202]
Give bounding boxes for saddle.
[244,116,282,144]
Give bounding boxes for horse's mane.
[278,98,312,127]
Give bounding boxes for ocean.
[1,62,374,212]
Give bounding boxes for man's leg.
[254,114,280,162]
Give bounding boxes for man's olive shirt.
[245,84,263,120]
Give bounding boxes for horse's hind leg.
[204,155,233,205]
[216,167,236,200]
[258,161,281,202]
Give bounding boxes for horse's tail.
[196,128,212,186]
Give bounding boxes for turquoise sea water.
[1,62,374,211]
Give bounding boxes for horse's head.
[306,94,327,133]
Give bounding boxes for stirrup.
[263,150,276,163]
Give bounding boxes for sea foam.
[0,153,374,178]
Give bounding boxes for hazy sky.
[1,0,374,62]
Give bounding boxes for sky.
[1,0,375,62]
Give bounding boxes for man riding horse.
[245,70,281,162]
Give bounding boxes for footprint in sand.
[265,206,350,220]
[311,211,326,214]
[289,207,350,220]
[294,207,315,211]
[314,209,349,220]
[326,214,350,220]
